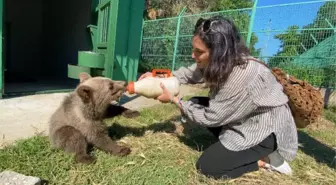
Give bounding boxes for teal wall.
[68,0,145,83]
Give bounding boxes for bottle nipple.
[126,81,135,94]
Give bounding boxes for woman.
[139,16,298,179]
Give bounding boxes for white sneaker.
[264,160,292,175]
[264,151,293,175]
[180,115,187,123]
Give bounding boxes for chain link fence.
[140,0,336,89]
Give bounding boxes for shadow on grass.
[298,130,336,169]
[105,95,218,151]
[107,120,177,139]
[174,121,217,151]
[104,104,141,119]
[105,111,336,170]
[106,115,217,152]
[104,97,336,168]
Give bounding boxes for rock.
[0,171,42,185]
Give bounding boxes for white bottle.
[126,76,180,98]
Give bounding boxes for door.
[95,0,114,78]
[67,0,144,82]
[96,0,144,81]
[0,0,3,98]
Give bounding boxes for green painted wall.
[112,0,145,82]
[0,0,144,97]
[68,0,145,83]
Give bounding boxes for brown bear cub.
[49,72,137,164]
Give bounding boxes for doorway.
[3,0,93,95]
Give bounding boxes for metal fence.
[140,0,336,89]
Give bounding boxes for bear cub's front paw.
[75,155,96,164]
[116,146,131,156]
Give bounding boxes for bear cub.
[49,72,137,164]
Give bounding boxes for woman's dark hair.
[193,16,250,88]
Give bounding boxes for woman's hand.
[157,83,183,110]
[138,72,153,80]
[156,83,173,103]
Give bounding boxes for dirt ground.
[0,84,204,147]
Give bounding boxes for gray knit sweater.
[172,58,298,161]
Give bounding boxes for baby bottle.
[126,69,180,99]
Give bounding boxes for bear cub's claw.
[116,146,131,156]
[75,155,96,164]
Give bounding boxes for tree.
[298,1,336,54]
[275,25,301,56]
[140,0,261,72]
[210,0,253,11]
[268,1,336,88]
[210,0,261,56]
[268,25,301,67]
[145,0,213,19]
[270,1,335,59]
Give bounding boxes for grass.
[1,90,336,185]
[324,105,336,124]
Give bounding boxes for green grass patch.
[1,91,336,184]
[326,106,336,113]
[324,105,336,124]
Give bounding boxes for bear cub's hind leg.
[54,126,96,164]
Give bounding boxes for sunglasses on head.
[195,18,219,33]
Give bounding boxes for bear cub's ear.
[77,85,93,103]
[79,72,92,83]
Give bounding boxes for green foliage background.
[140,1,335,89]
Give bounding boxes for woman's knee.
[195,142,260,180]
[196,158,214,178]
[195,154,230,180]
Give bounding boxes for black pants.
[189,97,277,179]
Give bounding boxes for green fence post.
[246,0,258,48]
[325,18,335,30]
[172,7,187,71]
[300,43,307,51]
